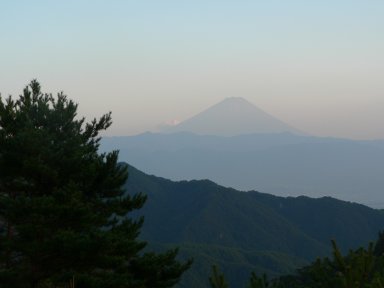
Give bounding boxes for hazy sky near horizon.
[1,1,383,139]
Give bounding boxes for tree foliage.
[278,235,384,288]
[211,232,384,288]
[0,80,191,287]
[248,272,273,288]
[209,265,229,288]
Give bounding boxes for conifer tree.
[0,80,191,288]
[374,231,384,257]
[209,233,384,288]
[209,265,229,288]
[248,272,275,288]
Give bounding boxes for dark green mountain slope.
[123,164,384,287]
[252,194,384,253]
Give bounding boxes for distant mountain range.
[102,132,384,208]
[124,164,384,288]
[102,97,384,207]
[160,97,302,136]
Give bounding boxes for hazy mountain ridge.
[102,132,384,208]
[123,164,384,287]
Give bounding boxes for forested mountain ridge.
[123,164,384,287]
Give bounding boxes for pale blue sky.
[1,1,383,139]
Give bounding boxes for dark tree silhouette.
[0,80,191,288]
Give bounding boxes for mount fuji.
[161,97,303,136]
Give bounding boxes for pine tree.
[374,231,384,257]
[0,80,191,288]
[209,265,229,288]
[248,272,275,288]
[276,237,384,288]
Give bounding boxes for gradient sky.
[1,0,383,139]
